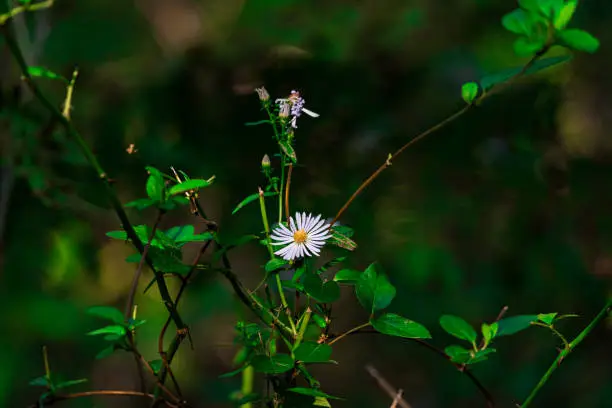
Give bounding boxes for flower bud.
[261,154,271,170]
[255,87,270,102]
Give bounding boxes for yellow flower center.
[293,229,308,243]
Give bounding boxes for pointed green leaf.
[355,263,396,314]
[168,178,214,196]
[293,342,332,363]
[333,269,361,284]
[265,258,289,273]
[95,345,116,360]
[461,82,479,104]
[480,55,572,91]
[537,312,558,325]
[371,313,431,339]
[496,315,538,336]
[87,325,126,337]
[55,378,88,390]
[29,376,50,387]
[554,0,577,30]
[316,256,346,274]
[303,273,341,303]
[501,9,532,35]
[513,36,546,56]
[219,364,247,378]
[27,66,67,82]
[288,387,343,400]
[125,198,156,210]
[86,306,124,324]
[557,29,600,53]
[232,192,277,215]
[245,120,272,126]
[251,354,294,374]
[439,315,477,343]
[145,166,165,201]
[481,322,498,346]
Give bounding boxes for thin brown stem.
[125,210,164,319]
[330,50,548,227]
[30,390,155,408]
[365,365,411,408]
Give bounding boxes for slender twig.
[125,210,164,319]
[327,322,371,346]
[0,0,54,25]
[0,22,186,330]
[519,297,612,407]
[338,329,495,408]
[330,50,549,227]
[29,390,155,408]
[365,365,411,408]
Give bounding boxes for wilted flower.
[275,90,319,128]
[255,87,270,102]
[270,212,332,260]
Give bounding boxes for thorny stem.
[62,67,79,119]
[519,297,612,408]
[330,49,549,228]
[0,21,186,331]
[0,0,54,25]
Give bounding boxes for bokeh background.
[1,0,612,407]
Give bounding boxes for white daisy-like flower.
[270,212,332,261]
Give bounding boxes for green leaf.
[461,82,479,104]
[496,315,538,336]
[168,178,213,196]
[149,359,163,375]
[333,269,361,284]
[86,306,124,324]
[250,354,294,374]
[87,325,126,337]
[279,140,297,163]
[371,313,431,339]
[124,198,156,210]
[265,258,289,273]
[95,345,116,360]
[219,365,247,378]
[439,315,477,344]
[446,346,496,365]
[557,29,600,53]
[480,55,571,91]
[481,322,498,346]
[29,376,50,387]
[145,166,165,202]
[303,273,341,303]
[27,66,67,81]
[355,263,396,314]
[231,393,262,406]
[513,36,546,56]
[245,120,272,126]
[312,314,328,329]
[288,387,343,400]
[537,312,558,325]
[554,0,577,30]
[232,192,278,215]
[164,224,194,241]
[55,378,88,390]
[331,225,354,238]
[518,0,541,13]
[501,9,532,35]
[293,342,332,363]
[316,256,346,274]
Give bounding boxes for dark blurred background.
[1,0,612,407]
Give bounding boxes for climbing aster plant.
[1,1,610,407]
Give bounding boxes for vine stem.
[330,49,548,228]
[0,21,186,331]
[327,322,371,345]
[519,296,612,408]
